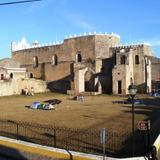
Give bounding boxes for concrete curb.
[0,136,147,160]
[0,136,107,160]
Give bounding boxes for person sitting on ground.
[24,88,29,95]
[30,87,34,96]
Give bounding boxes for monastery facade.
[11,32,160,95]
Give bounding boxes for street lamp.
[128,84,137,157]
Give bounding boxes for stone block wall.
[151,57,160,81]
[0,79,47,96]
[151,57,160,90]
[95,35,120,59]
[12,36,97,83]
[112,44,153,94]
[11,34,158,95]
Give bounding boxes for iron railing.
[0,119,146,158]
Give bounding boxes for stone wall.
[12,35,97,83]
[151,57,160,90]
[11,34,158,95]
[151,57,160,81]
[112,44,153,94]
[95,35,120,59]
[0,79,47,96]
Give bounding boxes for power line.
[0,0,42,6]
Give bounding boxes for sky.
[1,0,160,58]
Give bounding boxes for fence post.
[54,129,56,147]
[100,128,106,160]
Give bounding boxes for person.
[30,87,34,96]
[24,88,29,95]
[77,94,84,102]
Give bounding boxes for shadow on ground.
[0,144,27,160]
[118,96,160,158]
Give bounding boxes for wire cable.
[0,0,42,6]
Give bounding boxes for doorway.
[84,71,94,92]
[0,74,4,80]
[118,80,122,94]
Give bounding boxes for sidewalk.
[157,150,160,159]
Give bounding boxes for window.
[30,73,33,78]
[76,52,82,63]
[10,73,13,78]
[33,56,38,68]
[135,55,139,64]
[130,77,133,84]
[120,55,126,64]
[51,55,58,65]
[0,74,4,80]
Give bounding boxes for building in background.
[11,32,160,95]
[0,58,47,96]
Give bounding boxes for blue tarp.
[30,102,45,109]
[30,102,55,110]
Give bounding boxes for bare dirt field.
[0,92,159,133]
[0,92,160,157]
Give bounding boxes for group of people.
[22,87,34,96]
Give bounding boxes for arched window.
[33,56,38,68]
[51,55,58,66]
[130,77,133,84]
[135,55,139,64]
[120,55,126,64]
[10,73,13,79]
[0,74,4,80]
[76,52,82,63]
[30,73,33,78]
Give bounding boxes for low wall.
[0,78,47,96]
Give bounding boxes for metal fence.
[0,119,145,158]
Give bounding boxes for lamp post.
[128,84,137,157]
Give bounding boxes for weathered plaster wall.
[0,79,47,96]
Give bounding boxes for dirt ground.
[0,92,159,134]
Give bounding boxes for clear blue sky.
[1,0,160,58]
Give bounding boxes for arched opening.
[135,55,139,64]
[30,73,33,78]
[33,56,38,68]
[130,77,133,84]
[84,71,94,91]
[76,52,82,63]
[0,74,4,80]
[55,55,58,65]
[118,80,122,94]
[120,55,126,64]
[52,55,58,66]
[10,73,13,79]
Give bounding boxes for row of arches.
[33,55,58,68]
[120,55,140,65]
[33,53,140,68]
[32,52,83,68]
